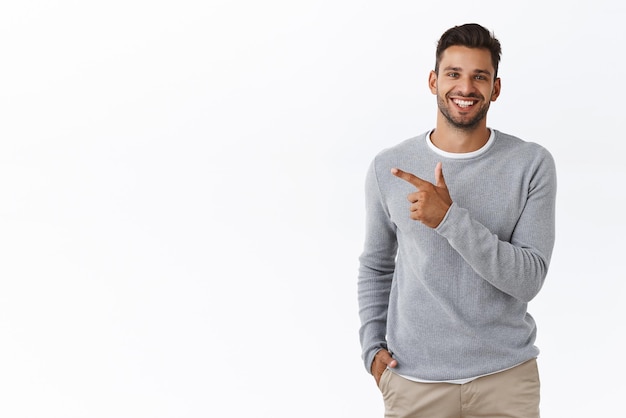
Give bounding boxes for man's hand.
[371,349,398,386]
[391,162,452,228]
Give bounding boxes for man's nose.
[457,76,475,94]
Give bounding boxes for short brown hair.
[435,23,502,77]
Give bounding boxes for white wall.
[0,1,624,417]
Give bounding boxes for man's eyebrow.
[474,69,493,76]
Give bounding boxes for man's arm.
[358,159,398,374]
[437,153,556,302]
[392,152,557,302]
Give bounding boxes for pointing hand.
[391,162,453,228]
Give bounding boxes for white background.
[1,1,624,417]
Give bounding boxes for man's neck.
[430,121,491,154]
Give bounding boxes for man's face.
[429,46,501,130]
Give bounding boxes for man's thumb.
[435,162,447,188]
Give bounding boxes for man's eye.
[448,72,459,77]
[475,75,486,80]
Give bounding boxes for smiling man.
[357,24,556,417]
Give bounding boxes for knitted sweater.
[358,129,556,381]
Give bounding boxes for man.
[357,23,556,418]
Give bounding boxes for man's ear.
[428,70,437,95]
[491,77,501,102]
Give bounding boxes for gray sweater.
[358,129,556,381]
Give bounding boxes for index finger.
[391,168,428,189]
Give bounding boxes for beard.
[437,92,490,130]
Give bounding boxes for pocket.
[377,368,391,392]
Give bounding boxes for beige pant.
[378,358,540,418]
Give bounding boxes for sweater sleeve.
[357,159,397,373]
[435,150,557,302]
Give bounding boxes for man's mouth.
[452,98,476,108]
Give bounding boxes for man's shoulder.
[373,131,429,160]
[493,130,553,158]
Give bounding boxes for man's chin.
[446,117,481,130]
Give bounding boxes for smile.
[452,99,475,108]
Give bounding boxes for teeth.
[453,99,474,108]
